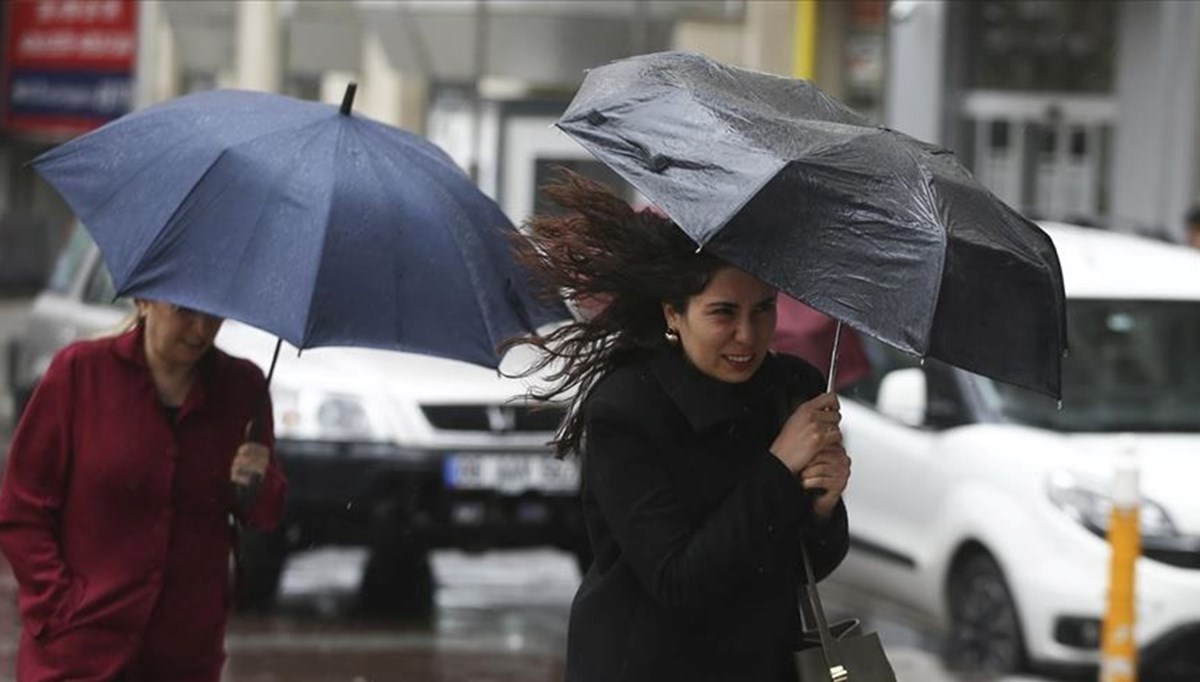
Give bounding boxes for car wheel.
[235,527,288,612]
[945,551,1027,676]
[359,534,434,620]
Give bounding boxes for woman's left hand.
[800,445,851,519]
[231,442,270,486]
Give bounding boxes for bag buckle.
[829,665,849,682]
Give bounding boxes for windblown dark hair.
[505,171,726,457]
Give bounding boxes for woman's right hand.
[770,392,842,473]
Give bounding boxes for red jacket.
[0,327,286,681]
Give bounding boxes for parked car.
[829,224,1200,679]
[6,221,585,615]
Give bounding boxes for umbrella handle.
[826,320,842,393]
[245,418,264,443]
[235,417,267,516]
[236,331,280,515]
[233,473,263,515]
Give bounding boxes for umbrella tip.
[340,82,358,116]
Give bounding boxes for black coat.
[565,348,850,682]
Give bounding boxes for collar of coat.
[111,323,219,417]
[647,346,786,433]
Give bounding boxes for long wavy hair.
[506,172,726,457]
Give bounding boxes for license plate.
[443,453,580,495]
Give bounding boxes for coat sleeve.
[0,348,82,638]
[244,426,286,530]
[585,394,814,618]
[803,499,849,582]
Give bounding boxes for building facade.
[2,0,1193,291]
[889,0,1200,241]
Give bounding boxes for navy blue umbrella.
[33,85,565,371]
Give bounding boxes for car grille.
[421,404,566,434]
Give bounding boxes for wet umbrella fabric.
[34,88,565,368]
[558,51,1066,397]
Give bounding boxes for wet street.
[221,549,573,681]
[0,543,1047,682]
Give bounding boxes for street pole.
[1100,444,1139,682]
[134,0,161,109]
[235,1,282,93]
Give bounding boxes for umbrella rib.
[345,122,405,351]
[226,119,337,348]
[77,112,335,283]
[73,124,226,284]
[118,116,337,296]
[356,122,504,358]
[272,121,347,350]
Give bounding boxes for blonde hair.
[96,300,142,339]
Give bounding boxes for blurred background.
[2,0,1197,294]
[0,2,1197,681]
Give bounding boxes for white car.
[829,223,1200,678]
[7,222,584,616]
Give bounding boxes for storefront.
[889,0,1200,241]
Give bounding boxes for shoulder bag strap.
[773,380,848,681]
[800,541,848,682]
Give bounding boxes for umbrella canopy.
[34,87,565,369]
[557,51,1067,397]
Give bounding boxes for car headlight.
[271,387,390,442]
[1046,470,1178,540]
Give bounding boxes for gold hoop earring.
[664,328,680,346]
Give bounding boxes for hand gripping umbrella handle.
[234,338,281,516]
[233,416,265,516]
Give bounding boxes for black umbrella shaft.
[246,337,283,444]
[264,337,282,388]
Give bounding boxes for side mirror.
[877,367,927,428]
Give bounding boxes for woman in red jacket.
[0,299,287,682]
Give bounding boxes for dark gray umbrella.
[557,51,1067,398]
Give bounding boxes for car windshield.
[47,221,92,294]
[979,299,1200,432]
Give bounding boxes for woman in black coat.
[509,174,851,682]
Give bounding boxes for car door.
[835,343,970,612]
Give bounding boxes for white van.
[830,223,1200,679]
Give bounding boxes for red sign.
[3,0,137,140]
